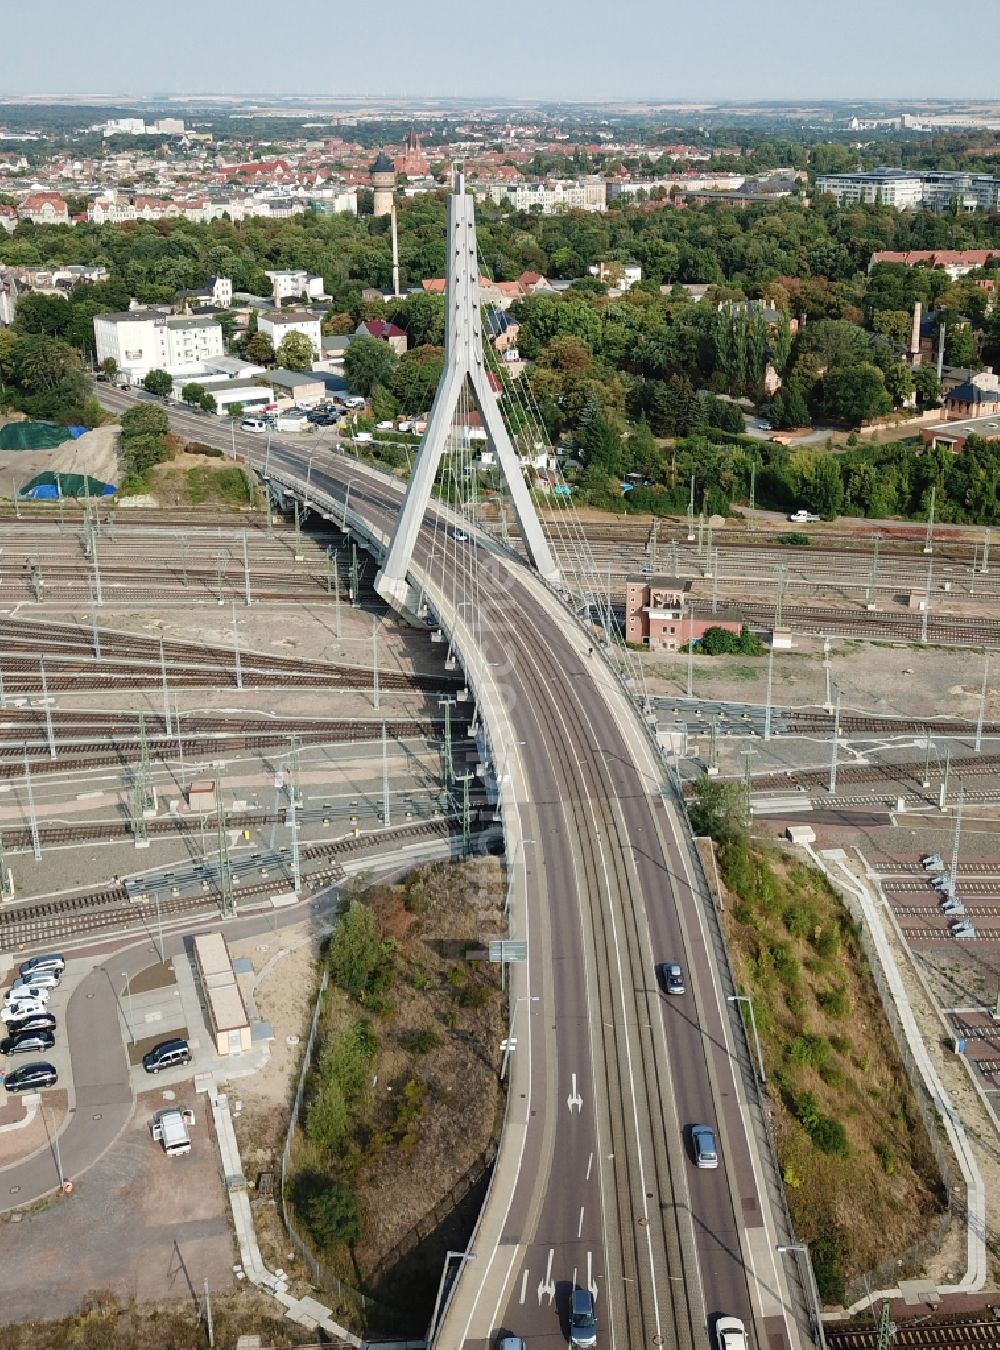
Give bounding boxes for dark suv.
[4,1061,58,1092]
[142,1038,192,1074]
[1,1028,55,1056]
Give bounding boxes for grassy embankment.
[690,779,948,1302]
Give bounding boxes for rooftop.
[260,309,318,324]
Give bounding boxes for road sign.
[489,940,527,964]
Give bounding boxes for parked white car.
[11,969,59,993]
[1,999,49,1023]
[5,983,51,1005]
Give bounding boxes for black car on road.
[1,1029,55,1056]
[3,1061,58,1092]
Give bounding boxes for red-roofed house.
[357,319,408,354]
[0,204,16,234]
[17,193,70,226]
[219,159,293,180]
[869,249,1000,279]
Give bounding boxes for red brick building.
[624,576,741,651]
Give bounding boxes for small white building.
[257,309,321,359]
[265,269,326,302]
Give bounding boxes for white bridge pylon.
[376,168,561,616]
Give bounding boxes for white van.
[241,417,267,433]
[151,1107,195,1157]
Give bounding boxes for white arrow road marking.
[578,1206,585,1238]
[519,1269,529,1305]
[567,1074,583,1112]
[588,1251,598,1302]
[537,1248,555,1306]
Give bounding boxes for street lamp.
[501,994,539,1081]
[728,993,766,1085]
[777,1243,827,1350]
[427,1250,476,1345]
[121,971,135,1045]
[48,1103,64,1187]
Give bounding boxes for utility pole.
[287,738,301,895]
[242,529,252,607]
[921,557,933,644]
[91,528,103,606]
[159,636,172,736]
[976,652,990,753]
[949,781,964,888]
[381,721,391,827]
[866,534,880,605]
[23,746,41,861]
[439,696,455,786]
[215,788,234,917]
[137,711,155,816]
[232,601,243,691]
[828,692,842,795]
[332,550,342,639]
[457,772,473,850]
[764,640,775,741]
[686,603,695,698]
[711,550,719,615]
[749,461,756,530]
[0,831,12,898]
[201,1278,215,1349]
[939,741,952,810]
[687,472,696,542]
[741,748,755,825]
[92,611,101,663]
[923,484,936,555]
[981,527,991,576]
[372,616,380,711]
[39,659,56,760]
[350,540,361,607]
[922,729,933,790]
[775,564,787,629]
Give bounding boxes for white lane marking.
[586,1150,594,1181]
[588,1250,599,1302]
[537,1248,555,1306]
[567,1073,583,1112]
[519,1269,529,1305]
[578,1205,585,1238]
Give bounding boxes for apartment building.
[265,269,326,302]
[471,177,607,213]
[256,309,322,358]
[94,311,224,380]
[817,168,1000,212]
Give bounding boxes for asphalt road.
[95,387,805,1349]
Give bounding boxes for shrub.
[789,1033,832,1072]
[298,1177,361,1250]
[818,986,851,1019]
[771,941,801,991]
[874,1141,896,1174]
[405,1029,441,1055]
[811,1228,848,1303]
[811,1114,850,1157]
[813,924,841,960]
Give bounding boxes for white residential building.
[471,178,607,213]
[816,168,1000,212]
[257,309,322,359]
[265,269,326,302]
[94,311,224,381]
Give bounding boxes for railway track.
[827,1313,1000,1347]
[786,712,1000,737]
[752,753,1000,793]
[0,816,466,951]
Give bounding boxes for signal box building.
[624,576,740,651]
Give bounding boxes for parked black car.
[142,1038,192,1074]
[4,1011,56,1036]
[4,1061,58,1092]
[1,1029,55,1056]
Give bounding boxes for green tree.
[228,402,244,420]
[243,330,275,366]
[302,1182,360,1250]
[275,330,315,372]
[328,900,394,1004]
[344,333,398,396]
[99,356,118,379]
[812,453,845,519]
[390,346,444,413]
[820,365,892,427]
[142,369,173,397]
[913,364,942,407]
[182,382,207,406]
[944,323,979,369]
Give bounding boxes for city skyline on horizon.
[4,0,1000,105]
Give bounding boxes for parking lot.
[0,1088,235,1322]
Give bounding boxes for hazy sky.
[4,0,998,102]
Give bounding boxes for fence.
[279,965,373,1325]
